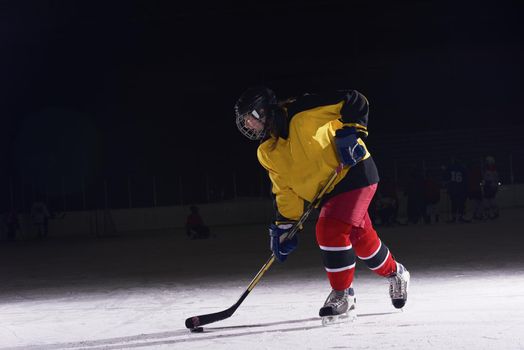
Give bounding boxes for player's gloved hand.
[269,222,299,262]
[335,127,366,166]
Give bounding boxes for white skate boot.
[388,263,410,309]
[319,287,356,326]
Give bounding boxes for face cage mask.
[236,109,267,140]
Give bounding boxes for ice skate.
[388,263,410,309]
[319,287,356,326]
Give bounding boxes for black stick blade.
[185,316,200,329]
[185,307,237,329]
[184,290,250,329]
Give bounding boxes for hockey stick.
[185,164,344,330]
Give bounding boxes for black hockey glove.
[334,127,366,167]
[342,90,369,122]
[269,221,299,262]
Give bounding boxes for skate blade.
[321,309,357,326]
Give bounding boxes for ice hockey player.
[482,156,500,219]
[234,87,410,324]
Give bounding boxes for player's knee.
[351,224,379,248]
[316,217,351,247]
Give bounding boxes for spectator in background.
[31,196,50,239]
[423,169,441,224]
[186,205,211,239]
[467,159,484,220]
[6,208,20,242]
[405,166,425,224]
[482,156,500,219]
[375,175,400,226]
[445,157,470,223]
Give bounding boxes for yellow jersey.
[257,91,379,221]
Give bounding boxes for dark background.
[1,0,523,210]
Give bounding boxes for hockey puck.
[190,327,204,333]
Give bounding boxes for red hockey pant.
[315,184,397,291]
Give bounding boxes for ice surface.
[1,208,523,349]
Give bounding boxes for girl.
[235,87,410,321]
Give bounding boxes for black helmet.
[234,86,278,140]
